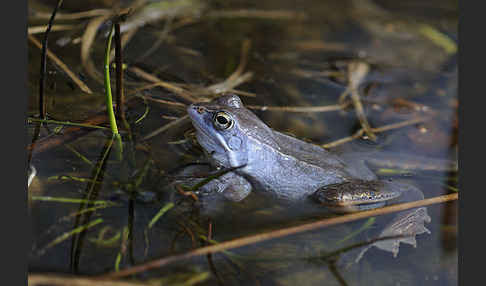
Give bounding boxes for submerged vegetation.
[28,0,457,285]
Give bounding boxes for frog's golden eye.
[213,112,234,130]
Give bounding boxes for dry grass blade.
[139,95,187,108]
[204,72,254,95]
[246,101,350,113]
[127,82,174,96]
[129,66,197,102]
[81,14,113,84]
[31,9,110,20]
[28,24,77,34]
[321,116,429,148]
[80,1,147,81]
[200,39,254,96]
[142,115,189,141]
[29,273,149,286]
[207,9,308,20]
[292,41,348,52]
[96,193,457,279]
[128,40,254,103]
[290,68,345,79]
[28,35,93,94]
[228,89,257,97]
[227,39,251,83]
[345,61,376,140]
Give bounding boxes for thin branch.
[246,102,350,113]
[207,9,308,20]
[128,66,197,102]
[27,117,109,130]
[28,24,76,34]
[31,9,110,20]
[141,115,189,141]
[96,193,457,279]
[29,273,149,286]
[114,21,126,122]
[38,0,64,119]
[81,14,114,84]
[321,116,429,148]
[29,35,93,95]
[345,61,376,140]
[139,95,187,108]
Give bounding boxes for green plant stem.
[104,25,118,134]
[104,24,123,159]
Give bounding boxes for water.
[28,0,457,285]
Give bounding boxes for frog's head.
[187,94,274,168]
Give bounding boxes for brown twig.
[141,115,189,141]
[207,9,308,20]
[321,116,429,148]
[28,24,76,35]
[81,14,114,84]
[246,101,350,113]
[128,66,197,102]
[292,41,348,52]
[29,273,149,286]
[31,9,110,20]
[345,61,376,141]
[96,193,457,279]
[38,0,64,119]
[176,185,199,202]
[29,35,93,95]
[114,21,125,121]
[189,39,254,97]
[206,220,225,286]
[139,95,187,108]
[27,113,108,155]
[27,97,140,155]
[177,221,197,249]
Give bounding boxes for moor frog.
[183,94,438,260]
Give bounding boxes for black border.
[1,0,28,284]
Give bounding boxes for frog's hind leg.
[358,182,431,258]
[311,179,402,213]
[312,180,431,265]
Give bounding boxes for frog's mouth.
[187,105,211,135]
[188,105,242,167]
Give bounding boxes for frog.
[184,94,435,261]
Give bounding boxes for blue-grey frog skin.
[186,94,434,262]
[187,94,416,204]
[187,94,381,201]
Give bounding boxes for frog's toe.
[374,207,431,254]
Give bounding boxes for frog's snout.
[188,104,207,116]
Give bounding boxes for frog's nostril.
[196,106,205,114]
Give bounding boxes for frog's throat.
[202,129,241,168]
[192,117,244,168]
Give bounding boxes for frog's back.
[272,131,377,181]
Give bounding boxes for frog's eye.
[213,112,234,130]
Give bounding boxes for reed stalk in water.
[104,24,123,159]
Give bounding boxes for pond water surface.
[28,0,457,285]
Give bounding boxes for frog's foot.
[312,180,431,265]
[344,207,431,266]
